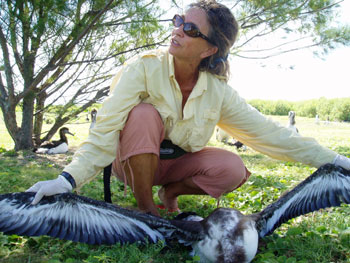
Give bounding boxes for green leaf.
[316,225,327,233]
[286,227,303,236]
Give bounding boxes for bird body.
[315,114,320,124]
[216,127,231,143]
[229,140,246,150]
[215,127,246,150]
[191,209,258,263]
[34,127,74,154]
[287,111,299,134]
[1,164,350,262]
[287,124,298,134]
[90,109,97,129]
[35,142,68,154]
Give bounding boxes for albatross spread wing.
[257,164,350,237]
[0,192,180,245]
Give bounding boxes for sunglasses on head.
[172,14,215,46]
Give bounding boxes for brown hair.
[188,0,239,80]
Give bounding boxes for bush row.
[248,97,350,122]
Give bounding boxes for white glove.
[333,154,350,170]
[26,175,73,205]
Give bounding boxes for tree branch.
[0,73,7,106]
[17,0,116,102]
[237,0,343,32]
[236,21,289,50]
[235,41,322,59]
[7,1,24,76]
[59,34,170,66]
[0,25,14,102]
[299,0,343,16]
[101,18,172,27]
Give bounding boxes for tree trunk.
[16,93,35,150]
[1,106,20,148]
[33,90,47,146]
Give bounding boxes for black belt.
[160,140,187,159]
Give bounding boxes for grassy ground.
[0,115,350,262]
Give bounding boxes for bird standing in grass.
[33,127,74,154]
[215,127,246,150]
[1,164,350,263]
[89,109,97,129]
[287,111,299,133]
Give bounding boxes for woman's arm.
[64,58,148,188]
[218,85,337,168]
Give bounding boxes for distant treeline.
[16,99,349,123]
[248,97,350,122]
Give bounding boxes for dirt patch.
[14,146,78,169]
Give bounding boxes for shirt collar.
[167,51,208,97]
[192,71,207,98]
[168,51,175,79]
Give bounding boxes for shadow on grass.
[0,150,74,193]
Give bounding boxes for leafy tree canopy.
[0,0,171,150]
[228,0,350,58]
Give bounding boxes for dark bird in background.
[227,140,246,150]
[1,164,350,263]
[33,127,74,154]
[216,127,246,150]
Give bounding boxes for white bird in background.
[89,108,97,129]
[34,127,74,154]
[1,164,350,263]
[315,114,320,124]
[287,111,299,133]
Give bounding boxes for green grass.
[1,115,350,262]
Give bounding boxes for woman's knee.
[128,103,160,123]
[220,153,247,186]
[122,103,164,138]
[189,149,249,197]
[118,103,165,158]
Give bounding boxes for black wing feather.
[0,192,178,245]
[38,140,61,149]
[257,164,350,237]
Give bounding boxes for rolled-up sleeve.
[218,85,336,168]
[64,58,148,188]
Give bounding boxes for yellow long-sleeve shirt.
[64,48,336,188]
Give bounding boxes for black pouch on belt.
[159,140,187,159]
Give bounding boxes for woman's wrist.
[60,171,76,189]
[333,154,350,170]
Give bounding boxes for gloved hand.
[333,154,350,170]
[26,175,73,205]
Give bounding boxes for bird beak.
[67,131,75,136]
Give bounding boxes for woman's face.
[169,8,216,65]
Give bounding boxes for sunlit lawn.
[0,114,350,262]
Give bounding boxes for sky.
[165,0,350,101]
[229,41,350,101]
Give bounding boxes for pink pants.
[112,103,250,198]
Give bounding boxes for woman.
[27,0,350,216]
